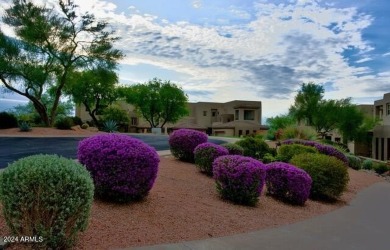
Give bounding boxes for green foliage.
[0,154,94,249]
[101,105,130,125]
[373,163,389,175]
[81,123,89,129]
[72,116,83,126]
[345,154,362,170]
[289,82,324,126]
[102,120,118,133]
[65,67,119,125]
[266,114,295,140]
[55,117,74,130]
[18,121,32,132]
[362,159,373,170]
[262,153,277,164]
[336,104,365,144]
[235,136,273,160]
[280,125,317,140]
[194,143,229,176]
[290,153,349,201]
[220,143,244,155]
[277,144,318,162]
[0,111,18,129]
[0,0,123,126]
[10,96,74,126]
[119,78,189,128]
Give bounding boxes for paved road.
[0,135,226,169]
[129,181,390,250]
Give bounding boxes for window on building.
[235,110,239,120]
[244,110,255,120]
[203,111,207,116]
[131,117,138,126]
[246,130,250,135]
[211,109,218,117]
[387,103,390,116]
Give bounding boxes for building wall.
[75,100,263,136]
[372,93,390,161]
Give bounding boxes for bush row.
[170,130,352,206]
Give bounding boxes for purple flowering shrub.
[169,129,208,162]
[78,134,159,202]
[281,139,348,165]
[290,153,349,201]
[194,142,229,176]
[213,155,267,206]
[265,162,312,205]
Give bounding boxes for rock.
[71,125,82,131]
[87,127,99,132]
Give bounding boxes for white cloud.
[1,0,385,117]
[192,0,202,9]
[355,57,373,63]
[383,52,390,57]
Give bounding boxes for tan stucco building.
[76,100,264,136]
[372,93,390,161]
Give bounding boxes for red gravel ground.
[0,155,384,250]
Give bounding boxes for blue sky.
[1,0,390,121]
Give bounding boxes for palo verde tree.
[289,82,324,126]
[0,0,123,126]
[119,78,189,128]
[64,67,119,125]
[289,82,369,142]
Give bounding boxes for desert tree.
[0,0,123,126]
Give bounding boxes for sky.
[0,0,390,122]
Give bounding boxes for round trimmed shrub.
[213,155,267,206]
[0,112,18,129]
[55,116,74,130]
[346,154,362,170]
[221,142,244,155]
[277,144,318,162]
[281,139,348,165]
[235,137,272,160]
[78,134,159,202]
[362,159,373,170]
[194,142,229,176]
[373,162,389,175]
[169,129,208,162]
[0,154,94,249]
[290,153,349,201]
[265,162,312,205]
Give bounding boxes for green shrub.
[72,116,83,126]
[280,125,317,140]
[345,154,362,170]
[373,162,389,175]
[81,123,89,129]
[362,159,373,170]
[221,142,244,155]
[235,137,272,160]
[262,153,277,164]
[0,112,18,129]
[194,142,229,176]
[55,116,74,130]
[277,144,318,162]
[290,153,349,201]
[0,154,94,249]
[18,121,32,132]
[102,120,118,132]
[102,105,130,125]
